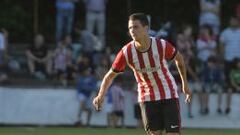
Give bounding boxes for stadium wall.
[0,87,239,129]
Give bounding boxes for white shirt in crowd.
[220,28,240,61]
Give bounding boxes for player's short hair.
[129,13,149,26]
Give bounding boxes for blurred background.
[0,0,240,134]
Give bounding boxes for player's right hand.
[93,95,104,111]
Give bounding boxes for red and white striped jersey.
[111,37,178,102]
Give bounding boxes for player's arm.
[98,69,118,97]
[164,39,191,88]
[93,48,127,110]
[174,52,192,103]
[93,69,118,111]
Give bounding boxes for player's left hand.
[182,84,192,103]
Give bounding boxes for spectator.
[110,76,125,128]
[53,36,73,86]
[229,58,240,92]
[76,65,97,126]
[61,35,76,82]
[95,55,110,81]
[92,46,115,67]
[156,21,175,42]
[199,0,221,35]
[220,16,240,62]
[220,15,240,72]
[196,25,217,65]
[25,34,53,80]
[200,57,225,115]
[220,16,240,114]
[56,0,78,42]
[76,53,92,71]
[176,24,194,60]
[226,58,240,114]
[78,29,100,54]
[0,28,9,83]
[83,0,107,49]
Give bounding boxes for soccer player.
[93,13,191,135]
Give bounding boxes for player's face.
[128,20,148,41]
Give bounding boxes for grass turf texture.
[0,127,239,135]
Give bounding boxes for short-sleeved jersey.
[111,37,178,102]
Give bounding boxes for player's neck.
[134,36,151,52]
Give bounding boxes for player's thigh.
[163,99,181,133]
[139,101,164,132]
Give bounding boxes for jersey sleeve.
[111,49,127,73]
[165,40,177,60]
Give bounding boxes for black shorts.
[134,104,142,120]
[140,98,181,133]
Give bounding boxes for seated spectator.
[200,57,225,115]
[196,25,217,66]
[92,46,115,67]
[25,34,52,79]
[76,65,97,126]
[0,28,9,83]
[60,35,80,63]
[53,37,73,86]
[61,36,75,82]
[176,24,194,58]
[95,55,110,80]
[76,53,92,71]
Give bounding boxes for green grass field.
[0,127,239,135]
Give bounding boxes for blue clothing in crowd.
[201,64,224,84]
[77,75,97,97]
[106,86,113,103]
